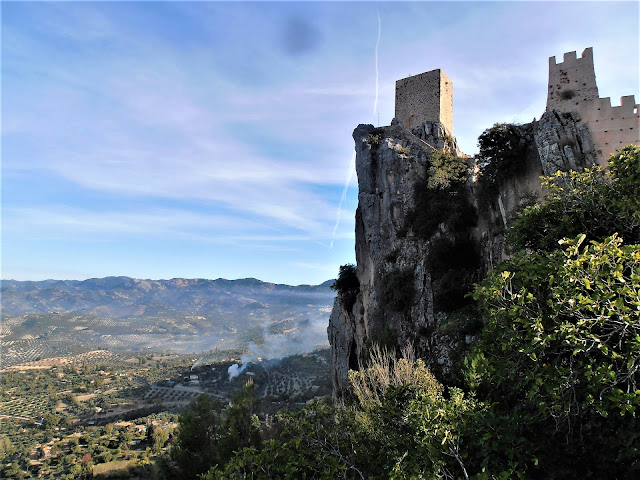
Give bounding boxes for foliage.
[203,145,640,480]
[332,264,360,313]
[208,347,500,480]
[349,345,441,412]
[426,151,468,190]
[167,394,223,479]
[408,151,475,240]
[219,379,261,460]
[367,133,382,146]
[204,401,361,480]
[468,234,640,477]
[475,123,529,209]
[164,381,261,480]
[380,268,416,312]
[507,145,640,251]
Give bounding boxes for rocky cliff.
[328,110,598,397]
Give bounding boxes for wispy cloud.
[2,1,637,284]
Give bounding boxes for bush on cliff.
[380,268,416,312]
[332,264,360,313]
[408,151,476,240]
[465,146,640,478]
[507,144,640,251]
[476,122,530,209]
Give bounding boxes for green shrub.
[331,264,360,313]
[380,268,416,312]
[469,234,640,477]
[507,145,640,252]
[476,123,529,209]
[426,151,468,190]
[408,151,475,241]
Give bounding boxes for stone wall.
[547,48,599,111]
[395,69,453,134]
[578,95,640,163]
[546,47,639,164]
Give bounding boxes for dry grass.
[93,459,137,476]
[348,344,441,411]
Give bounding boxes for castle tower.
[547,47,599,112]
[395,69,453,134]
[547,47,639,164]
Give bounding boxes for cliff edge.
[328,111,598,398]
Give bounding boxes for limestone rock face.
[329,122,463,397]
[534,110,598,175]
[328,113,598,398]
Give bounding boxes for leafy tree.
[205,401,360,480]
[208,347,497,480]
[219,379,261,461]
[42,413,61,429]
[468,234,640,477]
[507,145,640,251]
[0,435,15,459]
[475,122,530,209]
[167,394,223,479]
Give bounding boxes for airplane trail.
[330,12,381,249]
[330,154,356,249]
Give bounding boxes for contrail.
[373,9,381,121]
[330,12,380,249]
[330,153,356,249]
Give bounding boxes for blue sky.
[2,1,638,285]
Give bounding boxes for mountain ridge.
[1,276,335,318]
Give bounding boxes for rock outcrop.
[328,112,598,399]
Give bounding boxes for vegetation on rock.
[380,268,416,313]
[188,146,640,479]
[476,122,530,209]
[331,264,360,312]
[507,144,640,251]
[407,151,475,240]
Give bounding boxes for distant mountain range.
[1,276,335,318]
[0,277,336,361]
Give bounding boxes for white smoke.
[227,315,328,381]
[227,362,248,379]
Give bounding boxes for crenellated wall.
[546,47,639,163]
[578,95,640,163]
[547,48,599,111]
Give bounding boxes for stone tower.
[395,69,453,134]
[547,47,639,163]
[547,47,599,111]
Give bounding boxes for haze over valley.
[1,276,335,368]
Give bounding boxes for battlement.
[546,47,639,163]
[549,47,594,69]
[395,69,453,135]
[547,47,599,111]
[578,94,640,162]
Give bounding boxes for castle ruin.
[393,47,638,163]
[395,69,453,135]
[546,47,639,163]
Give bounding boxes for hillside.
[0,277,335,366]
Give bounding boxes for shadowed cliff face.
[328,112,598,398]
